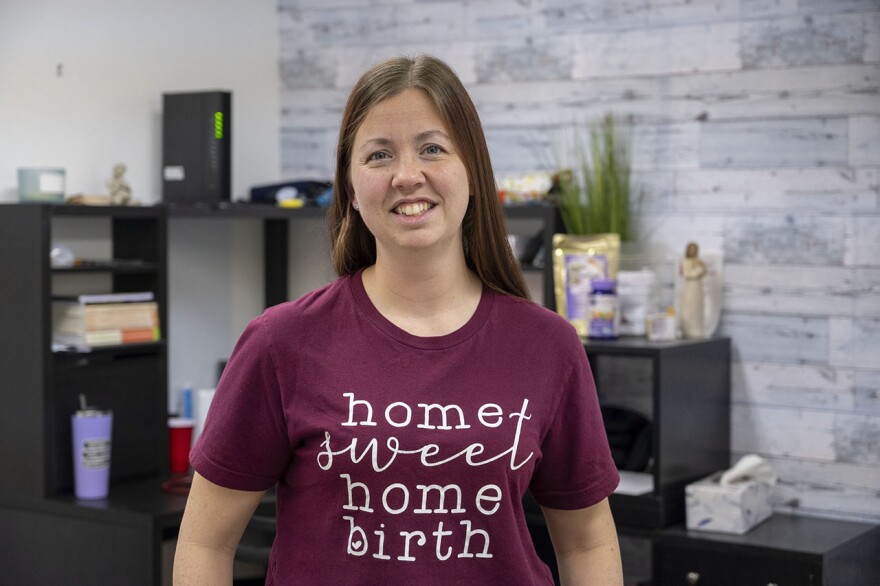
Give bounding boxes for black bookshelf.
[0,203,169,497]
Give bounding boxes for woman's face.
[349,88,471,262]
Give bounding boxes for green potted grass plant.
[557,114,637,241]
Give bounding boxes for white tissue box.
[685,472,772,534]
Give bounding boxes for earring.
[353,201,360,211]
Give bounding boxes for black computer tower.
[162,91,231,204]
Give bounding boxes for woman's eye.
[424,145,443,155]
[368,151,389,161]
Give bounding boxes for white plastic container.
[617,269,657,336]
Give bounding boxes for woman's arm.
[174,472,267,585]
[541,498,624,585]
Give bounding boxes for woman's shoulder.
[258,275,352,332]
[492,292,582,345]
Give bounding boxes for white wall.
[0,0,282,409]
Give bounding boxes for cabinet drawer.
[733,552,817,585]
[656,542,819,586]
[655,545,735,586]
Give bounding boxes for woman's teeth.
[395,202,432,216]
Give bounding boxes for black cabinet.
[654,515,880,586]
[0,203,168,497]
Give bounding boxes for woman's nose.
[391,154,425,191]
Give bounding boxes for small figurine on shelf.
[680,241,707,339]
[106,163,134,205]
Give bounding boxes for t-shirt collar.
[348,267,494,350]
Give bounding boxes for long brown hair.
[328,54,530,301]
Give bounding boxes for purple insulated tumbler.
[71,408,113,499]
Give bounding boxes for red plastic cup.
[168,417,195,474]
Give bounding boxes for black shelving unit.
[0,203,177,586]
[584,337,732,529]
[166,201,560,310]
[0,203,169,496]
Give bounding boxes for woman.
[175,55,622,585]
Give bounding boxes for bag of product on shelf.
[552,233,620,338]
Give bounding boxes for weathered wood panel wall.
[279,0,880,523]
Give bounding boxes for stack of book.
[52,291,161,349]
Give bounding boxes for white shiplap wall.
[278,0,880,523]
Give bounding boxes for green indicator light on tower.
[214,112,224,139]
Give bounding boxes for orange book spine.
[120,327,161,344]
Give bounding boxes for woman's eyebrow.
[415,129,450,142]
[356,137,392,152]
[356,130,450,153]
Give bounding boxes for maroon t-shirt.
[191,270,619,585]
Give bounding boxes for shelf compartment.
[167,201,327,219]
[519,263,546,273]
[48,203,164,218]
[52,341,166,356]
[501,203,557,219]
[49,350,168,495]
[52,260,160,273]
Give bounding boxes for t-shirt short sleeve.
[189,315,292,491]
[528,339,619,510]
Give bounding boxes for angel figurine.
[680,241,707,338]
[106,163,133,205]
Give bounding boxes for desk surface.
[0,476,189,585]
[2,475,188,532]
[659,514,880,555]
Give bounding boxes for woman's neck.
[362,254,483,337]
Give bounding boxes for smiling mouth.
[393,202,435,217]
